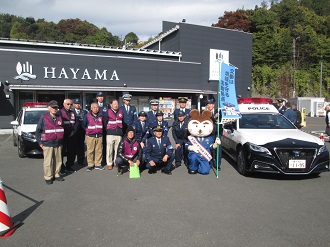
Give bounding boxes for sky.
[1,0,265,41]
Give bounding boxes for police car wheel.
[13,130,17,146]
[18,138,26,158]
[237,148,248,176]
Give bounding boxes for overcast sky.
[1,0,265,41]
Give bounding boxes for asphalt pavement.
[0,117,330,247]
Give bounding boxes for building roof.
[140,25,180,49]
[0,37,182,59]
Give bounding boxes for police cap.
[153,125,163,132]
[138,111,147,117]
[73,98,81,104]
[122,94,132,101]
[206,99,215,105]
[96,92,104,97]
[155,111,164,117]
[178,97,188,103]
[149,99,159,105]
[177,111,185,117]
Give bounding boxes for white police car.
[10,102,48,157]
[221,98,329,176]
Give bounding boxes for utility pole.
[293,37,300,98]
[320,61,323,97]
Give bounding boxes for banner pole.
[216,59,222,178]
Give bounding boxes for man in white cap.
[147,99,159,125]
[119,93,137,134]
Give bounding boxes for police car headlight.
[318,145,327,155]
[249,143,271,155]
[21,132,36,141]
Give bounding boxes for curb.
[0,129,12,135]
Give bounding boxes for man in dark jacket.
[172,111,189,168]
[36,100,65,184]
[115,125,142,176]
[58,98,78,174]
[119,94,137,134]
[144,125,175,175]
[149,110,169,137]
[72,98,87,166]
[174,97,191,121]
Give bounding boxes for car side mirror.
[10,120,19,126]
[224,123,234,133]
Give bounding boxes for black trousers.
[72,130,85,165]
[61,135,76,171]
[175,139,187,166]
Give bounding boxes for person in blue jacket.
[147,99,159,124]
[174,97,191,121]
[119,93,137,134]
[144,125,175,175]
[149,110,169,137]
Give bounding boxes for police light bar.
[23,102,49,108]
[237,98,273,104]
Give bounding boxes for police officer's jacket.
[145,136,174,162]
[172,119,189,144]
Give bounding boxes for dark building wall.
[160,21,252,98]
[0,49,201,89]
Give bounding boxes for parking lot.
[1,117,330,247]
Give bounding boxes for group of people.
[277,99,302,128]
[36,93,222,184]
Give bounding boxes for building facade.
[0,21,252,128]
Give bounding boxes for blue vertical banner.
[219,62,241,121]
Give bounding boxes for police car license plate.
[289,160,306,169]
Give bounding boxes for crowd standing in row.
[35,93,222,184]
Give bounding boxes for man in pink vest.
[103,99,124,170]
[36,100,65,184]
[82,103,104,171]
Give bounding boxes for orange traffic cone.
[0,178,20,238]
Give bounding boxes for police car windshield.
[239,113,296,129]
[23,110,48,124]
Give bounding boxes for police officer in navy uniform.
[149,110,169,137]
[147,99,159,124]
[96,92,108,113]
[133,111,150,148]
[72,98,87,166]
[172,110,189,168]
[58,98,79,174]
[277,99,286,115]
[174,97,191,121]
[144,125,175,175]
[119,93,137,134]
[95,92,108,165]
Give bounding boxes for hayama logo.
[13,61,37,81]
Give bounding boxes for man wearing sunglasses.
[58,98,78,174]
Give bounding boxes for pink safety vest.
[41,113,64,141]
[85,113,103,135]
[106,109,123,130]
[123,139,139,159]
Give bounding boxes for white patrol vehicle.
[10,102,49,157]
[221,98,329,176]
